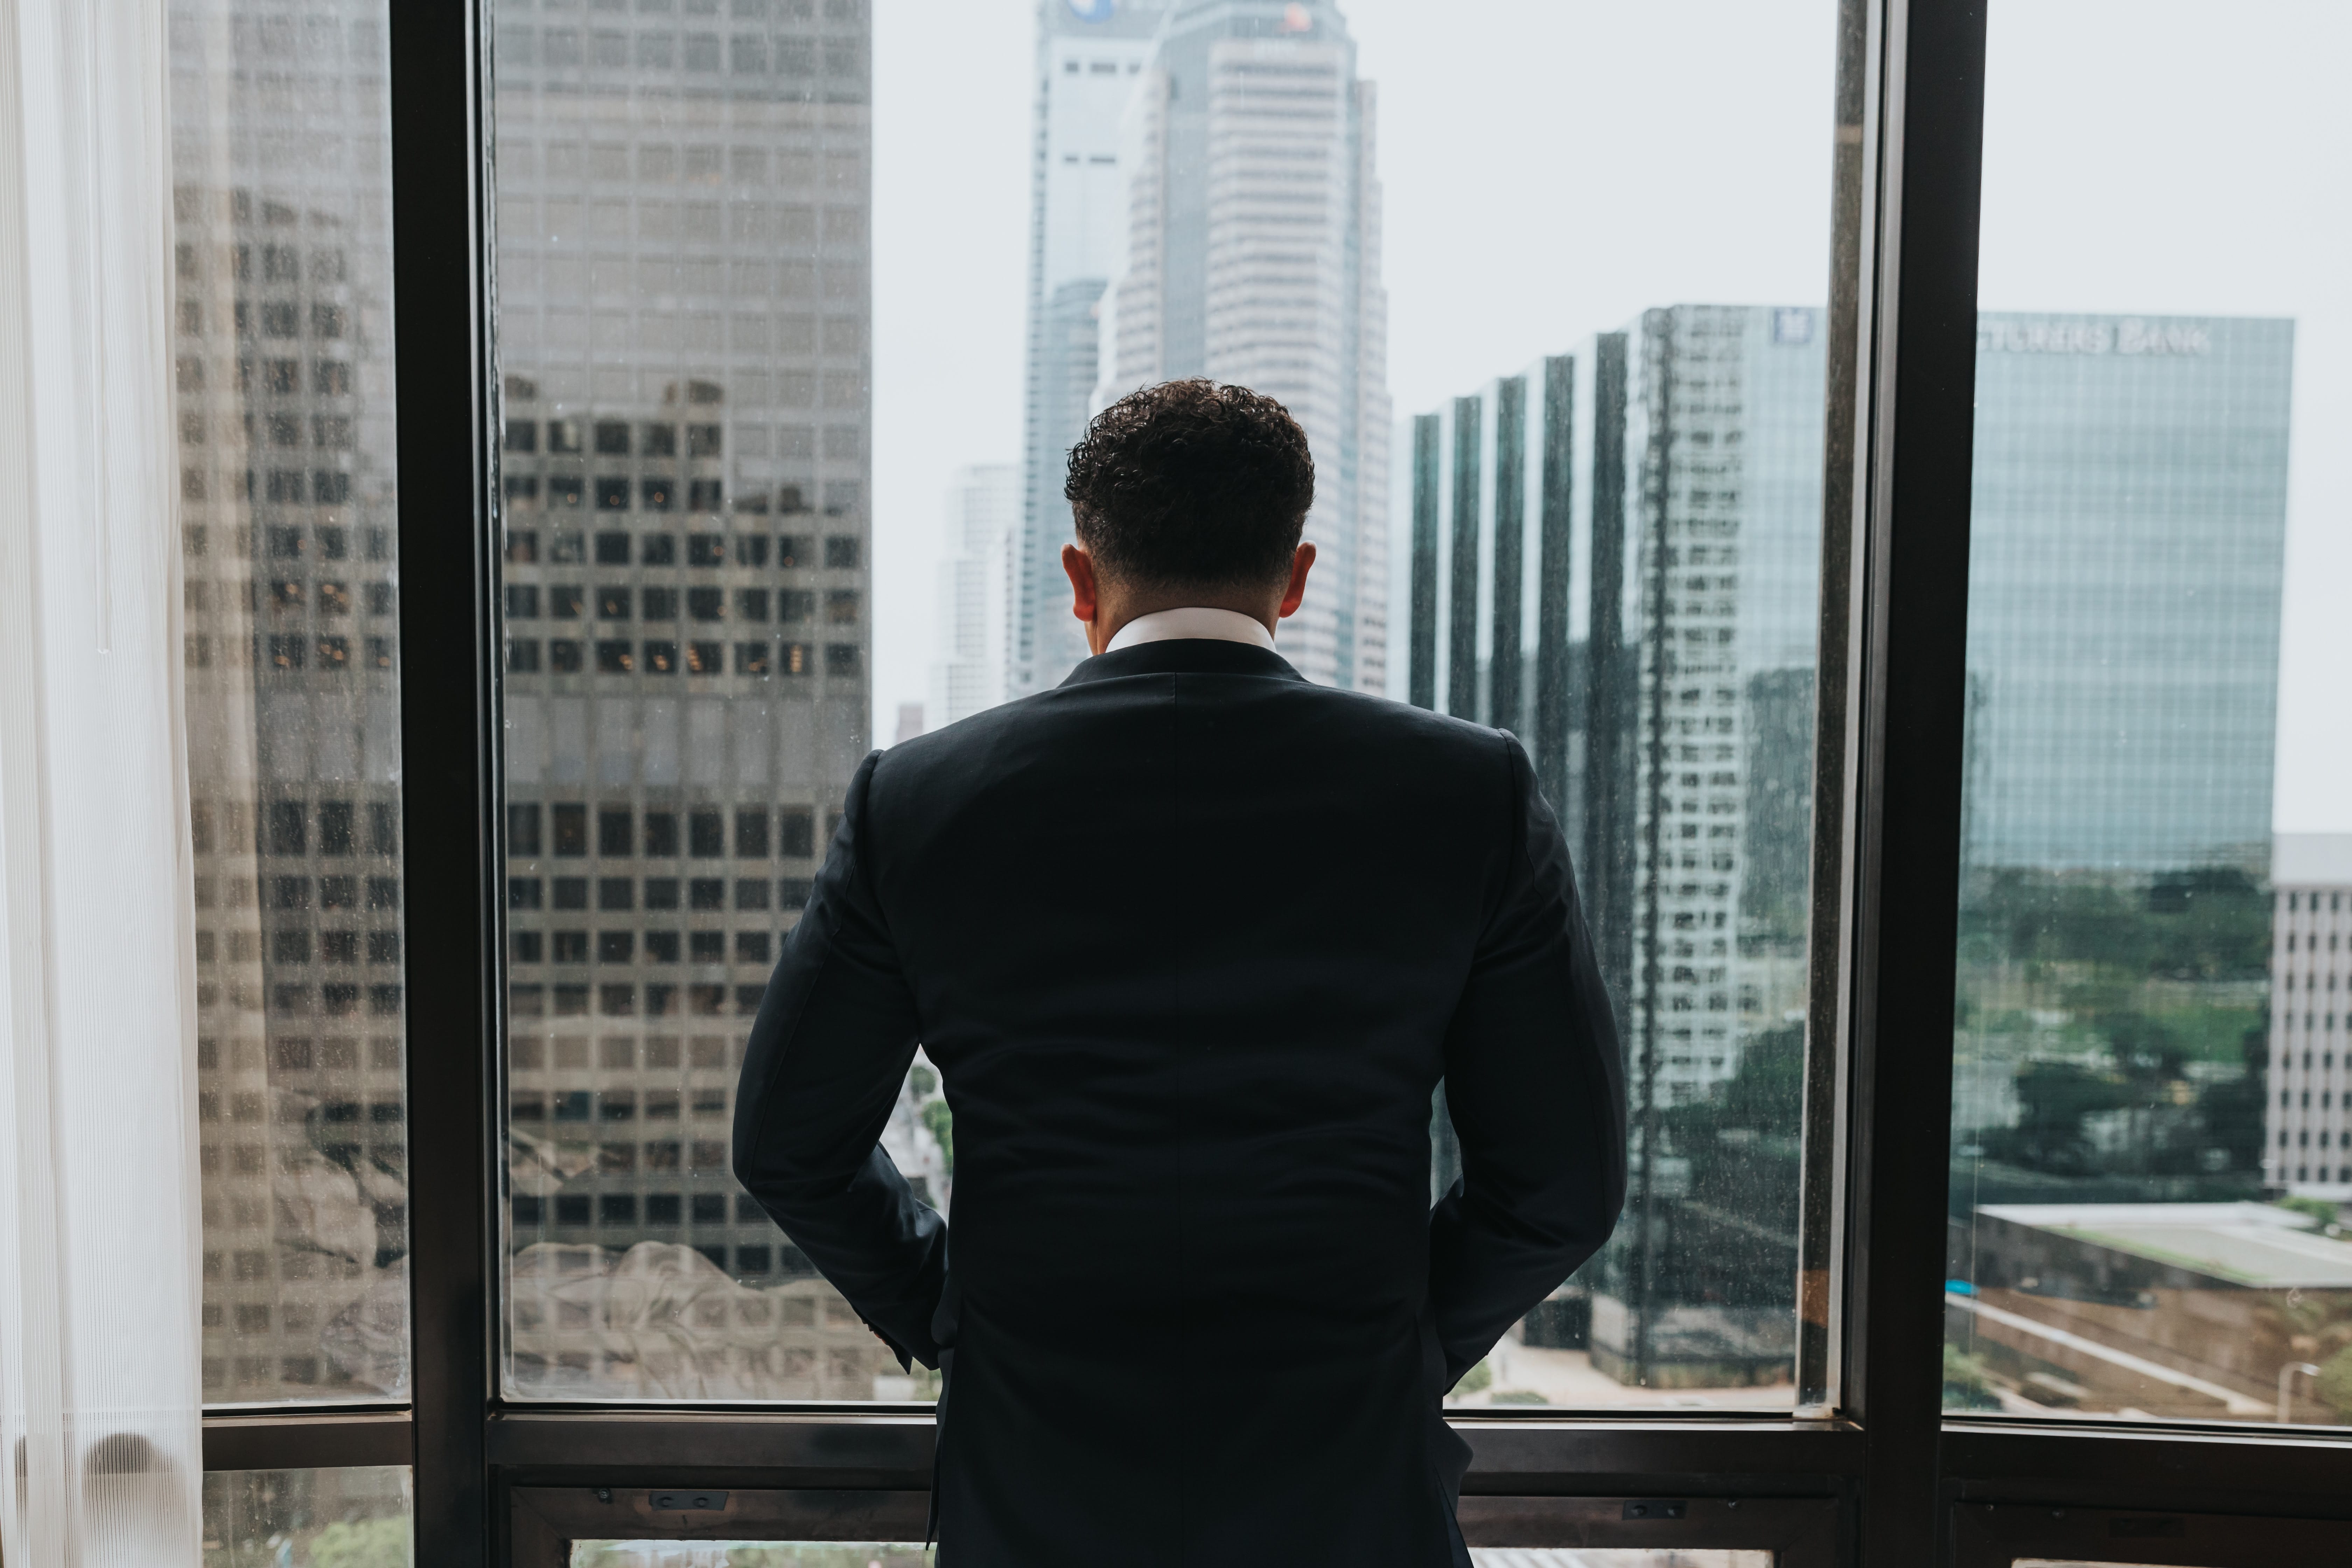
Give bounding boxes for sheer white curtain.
[0,0,204,1564]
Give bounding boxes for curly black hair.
[1063,378,1315,590]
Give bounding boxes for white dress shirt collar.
[1104,606,1278,654]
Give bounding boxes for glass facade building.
[1962,314,2293,875]
[1405,304,1828,1394]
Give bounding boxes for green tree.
[2317,1344,2352,1421]
[1942,1344,2003,1412]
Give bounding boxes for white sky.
[870,0,2348,833]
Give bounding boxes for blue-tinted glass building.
[1963,314,2293,875]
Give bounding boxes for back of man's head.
[1064,379,1316,592]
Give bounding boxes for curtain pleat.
[0,1,205,1564]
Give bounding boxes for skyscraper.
[1101,0,1390,692]
[931,464,1020,729]
[1962,315,2292,875]
[485,0,936,1400]
[1006,0,1173,704]
[173,0,412,1407]
[1406,305,1829,1388]
[1410,307,1827,1097]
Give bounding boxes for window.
[204,1469,411,1564]
[1942,2,2352,1432]
[482,0,1848,1418]
[119,0,2334,1553]
[173,0,409,1410]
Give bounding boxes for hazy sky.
[869,0,2347,833]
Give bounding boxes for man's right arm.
[732,749,946,1371]
[1426,732,1629,1390]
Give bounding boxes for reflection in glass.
[202,1466,412,1567]
[172,0,410,1406]
[1945,2,2352,1426]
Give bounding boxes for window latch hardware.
[1623,1499,1688,1520]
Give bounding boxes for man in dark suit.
[734,379,1626,1566]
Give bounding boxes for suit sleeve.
[732,749,947,1371]
[1426,731,1628,1390]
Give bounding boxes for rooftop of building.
[2275,832,2352,889]
[1978,1201,2352,1290]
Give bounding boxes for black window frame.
[188,1,2352,1564]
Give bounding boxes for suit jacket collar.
[1057,637,1308,687]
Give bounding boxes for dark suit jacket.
[733,637,1626,1567]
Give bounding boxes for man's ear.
[1277,541,1317,620]
[1062,544,1100,624]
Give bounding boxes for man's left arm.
[732,749,945,1370]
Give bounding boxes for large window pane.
[493,0,1837,1406]
[173,0,410,1407]
[203,1466,412,1566]
[491,0,883,1402]
[1945,1,2352,1426]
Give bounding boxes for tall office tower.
[1005,0,1174,704]
[488,0,937,1400]
[2268,835,2352,1197]
[170,2,412,1407]
[1103,0,1390,692]
[1406,306,1828,1388]
[1409,307,1826,1099]
[932,464,1020,730]
[1963,315,2292,875]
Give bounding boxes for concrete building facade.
[2269,834,2352,1196]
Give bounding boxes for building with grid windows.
[1962,314,2293,875]
[1005,0,1172,704]
[1406,305,1826,1105]
[1404,304,1828,1388]
[171,2,411,1407]
[2268,834,2352,1198]
[484,0,938,1400]
[1103,0,1390,693]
